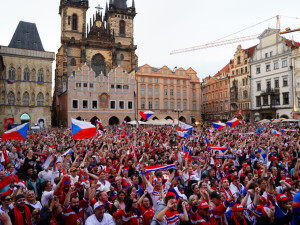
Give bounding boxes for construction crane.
[170,15,300,55]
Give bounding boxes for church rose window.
[92,54,106,76]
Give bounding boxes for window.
[282,59,288,68]
[263,96,268,106]
[141,77,145,83]
[119,101,124,109]
[70,58,76,66]
[243,90,248,99]
[192,83,195,88]
[183,102,187,110]
[76,83,81,88]
[145,68,149,73]
[183,90,187,97]
[141,101,145,109]
[170,79,174,84]
[82,100,88,109]
[155,78,159,84]
[216,105,218,112]
[72,100,78,109]
[164,102,168,110]
[296,60,300,69]
[283,93,289,105]
[243,79,245,86]
[245,67,248,73]
[170,102,174,110]
[275,79,279,88]
[275,95,280,105]
[274,61,279,69]
[164,79,167,84]
[119,20,125,35]
[23,92,29,106]
[236,69,238,75]
[177,90,180,97]
[193,91,196,99]
[270,51,273,57]
[193,104,196,111]
[92,54,106,76]
[232,70,234,75]
[266,80,271,90]
[92,100,98,109]
[266,64,271,72]
[220,92,222,98]
[8,92,15,105]
[141,87,145,95]
[148,87,153,96]
[128,101,133,109]
[177,80,180,85]
[111,84,115,89]
[37,93,44,106]
[220,104,223,111]
[72,14,78,30]
[256,96,261,107]
[265,53,268,58]
[164,89,168,96]
[179,71,183,75]
[83,83,88,87]
[257,82,261,91]
[220,82,222,87]
[149,101,153,109]
[237,56,241,64]
[298,98,300,107]
[148,77,152,83]
[8,67,15,80]
[155,88,159,96]
[170,89,174,96]
[241,68,243,74]
[177,102,181,109]
[68,16,71,25]
[23,68,30,81]
[256,67,261,74]
[90,83,94,88]
[183,80,186,85]
[245,103,250,109]
[110,100,116,109]
[155,101,159,109]
[163,70,167,74]
[283,77,288,87]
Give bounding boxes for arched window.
[72,14,78,30]
[23,92,29,106]
[8,92,15,105]
[70,58,76,66]
[92,54,106,76]
[37,93,44,106]
[38,69,44,82]
[24,68,30,81]
[8,67,15,80]
[119,20,125,35]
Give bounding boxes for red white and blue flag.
[139,111,154,120]
[7,80,14,84]
[122,121,127,125]
[1,122,29,142]
[96,120,104,131]
[178,121,193,132]
[281,129,297,133]
[205,135,211,147]
[71,118,97,140]
[142,164,177,174]
[208,146,228,152]
[212,122,226,130]
[172,120,175,127]
[272,130,282,136]
[240,120,246,126]
[226,118,240,128]
[132,145,138,161]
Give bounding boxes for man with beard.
[8,194,39,225]
[62,185,90,225]
[85,202,115,225]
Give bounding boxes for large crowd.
[0,121,299,225]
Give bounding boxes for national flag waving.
[207,146,228,152]
[226,118,240,128]
[205,135,211,147]
[172,120,175,127]
[240,120,246,126]
[7,80,14,84]
[1,122,29,142]
[178,121,193,132]
[139,111,154,120]
[132,145,138,161]
[212,122,226,130]
[184,147,192,161]
[281,129,297,133]
[71,118,97,140]
[96,120,104,131]
[122,121,127,125]
[272,130,282,136]
[62,149,72,157]
[42,154,52,170]
[142,164,177,174]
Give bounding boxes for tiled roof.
[243,45,256,58]
[285,39,300,48]
[8,21,44,51]
[213,62,230,77]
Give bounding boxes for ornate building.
[201,63,230,122]
[0,21,55,129]
[132,65,201,124]
[59,64,136,126]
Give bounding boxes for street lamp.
[174,108,183,122]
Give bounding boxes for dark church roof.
[8,21,44,51]
[112,0,128,9]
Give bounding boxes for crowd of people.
[0,121,299,225]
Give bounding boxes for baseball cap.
[282,177,296,185]
[232,204,245,212]
[210,191,221,199]
[198,201,209,210]
[221,178,228,184]
[276,194,289,202]
[94,201,105,210]
[166,192,176,198]
[258,169,264,174]
[270,156,279,161]
[177,184,184,190]
[100,158,106,161]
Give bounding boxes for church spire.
[132,0,135,8]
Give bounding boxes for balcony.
[260,88,280,95]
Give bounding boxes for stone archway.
[109,116,119,125]
[90,116,100,125]
[165,116,173,120]
[179,116,186,122]
[152,116,159,120]
[124,116,131,122]
[76,116,82,121]
[281,114,289,119]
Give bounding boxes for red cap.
[198,201,209,210]
[282,177,296,185]
[100,158,105,161]
[221,178,228,184]
[166,192,176,198]
[258,169,264,174]
[232,204,245,212]
[231,175,238,180]
[224,166,229,170]
[276,194,289,202]
[242,163,249,168]
[270,156,279,161]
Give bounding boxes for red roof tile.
[243,45,256,58]
[285,39,300,48]
[213,62,230,77]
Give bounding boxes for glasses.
[4,198,11,201]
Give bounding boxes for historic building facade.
[292,48,300,119]
[133,65,201,124]
[55,0,137,124]
[59,64,136,126]
[250,28,299,121]
[201,63,230,122]
[0,21,55,129]
[229,45,255,121]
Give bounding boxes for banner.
[4,118,14,130]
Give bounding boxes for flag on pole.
[139,111,154,120]
[1,123,29,142]
[212,122,226,130]
[122,121,127,125]
[42,154,52,170]
[178,121,193,132]
[71,118,97,140]
[96,120,104,131]
[226,118,240,128]
[7,80,14,84]
[62,149,72,157]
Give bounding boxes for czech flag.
[139,111,154,120]
[207,146,228,152]
[281,129,297,133]
[272,130,281,136]
[7,80,14,84]
[226,118,240,128]
[185,147,192,161]
[71,118,97,140]
[178,121,193,132]
[96,120,104,131]
[205,135,211,147]
[240,120,246,126]
[1,122,29,142]
[142,164,177,174]
[212,122,226,130]
[122,121,127,125]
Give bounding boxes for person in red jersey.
[138,190,154,225]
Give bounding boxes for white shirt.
[38,170,53,182]
[97,180,111,192]
[26,201,42,210]
[41,190,54,206]
[85,213,116,225]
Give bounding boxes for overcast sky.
[1,0,300,81]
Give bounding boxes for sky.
[1,0,300,81]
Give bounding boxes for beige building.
[132,64,201,124]
[0,21,55,129]
[59,64,136,127]
[292,48,300,119]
